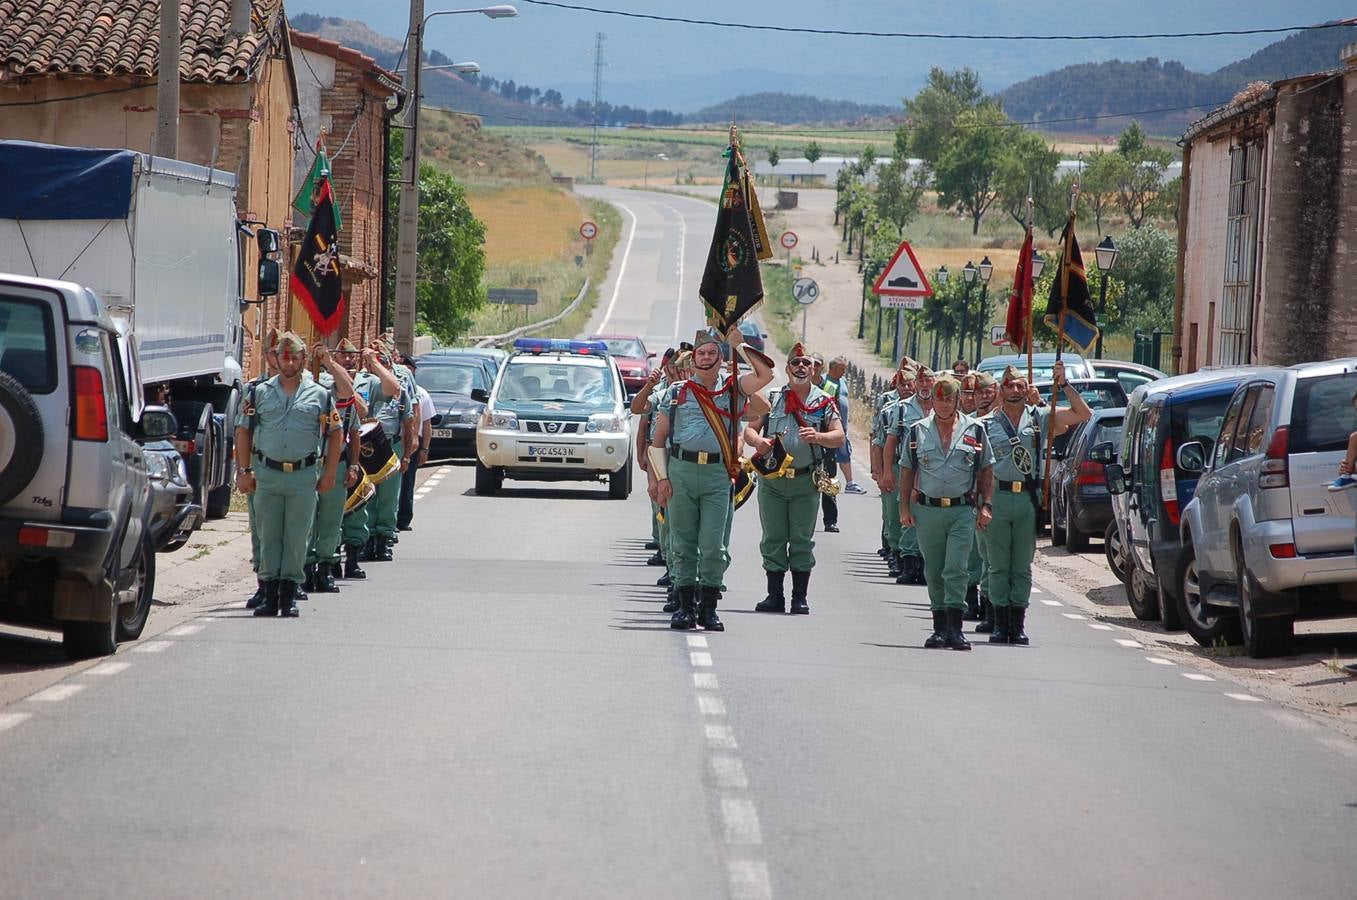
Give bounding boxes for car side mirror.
[1104,463,1128,495]
[1089,441,1116,464]
[471,388,489,403]
[257,258,281,298]
[647,351,657,359]
[256,227,282,255]
[139,405,178,441]
[1176,441,1205,474]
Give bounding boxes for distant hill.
[686,92,897,125]
[998,23,1356,135]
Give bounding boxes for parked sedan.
[588,334,653,398]
[1050,408,1124,553]
[415,359,492,462]
[1090,359,1165,396]
[143,438,199,553]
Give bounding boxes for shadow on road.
[0,631,65,671]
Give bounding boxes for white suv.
[475,339,633,499]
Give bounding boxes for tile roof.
[0,0,284,83]
[289,31,399,85]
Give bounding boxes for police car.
[474,339,633,498]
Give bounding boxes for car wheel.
[1066,492,1090,552]
[1125,565,1160,621]
[115,538,156,642]
[206,451,234,520]
[0,370,44,505]
[1237,564,1294,659]
[474,460,501,496]
[609,457,632,499]
[1176,541,1241,647]
[1104,520,1129,585]
[1050,492,1067,547]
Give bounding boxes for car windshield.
[0,294,56,393]
[498,360,615,408]
[417,365,483,395]
[1291,372,1357,454]
[597,339,645,358]
[1038,383,1126,410]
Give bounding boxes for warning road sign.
[873,241,933,298]
[579,221,598,240]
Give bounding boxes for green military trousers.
[666,457,733,589]
[757,471,819,573]
[967,528,985,586]
[982,490,1036,608]
[896,468,920,555]
[651,498,662,545]
[248,492,260,571]
[912,502,977,611]
[253,464,319,583]
[881,477,901,554]
[307,460,347,566]
[371,436,404,538]
[342,493,369,547]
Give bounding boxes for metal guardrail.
[468,277,591,349]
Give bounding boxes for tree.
[804,140,823,179]
[1111,120,1175,228]
[767,145,780,183]
[1078,149,1120,236]
[905,67,988,165]
[874,134,925,238]
[994,129,1063,236]
[932,105,1011,234]
[1111,225,1176,333]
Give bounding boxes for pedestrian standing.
[397,358,434,532]
[824,356,867,495]
[898,375,995,650]
[747,343,845,615]
[306,341,360,594]
[234,333,343,618]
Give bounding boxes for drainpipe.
[1172,141,1192,374]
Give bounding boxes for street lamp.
[956,260,976,367]
[1093,235,1119,358]
[393,4,517,358]
[1031,248,1046,280]
[974,254,993,363]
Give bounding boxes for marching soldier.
[306,341,361,593]
[971,371,1001,630]
[635,347,686,609]
[746,342,845,615]
[898,375,995,650]
[870,365,907,571]
[810,353,841,532]
[234,332,343,617]
[881,366,934,585]
[246,328,281,609]
[364,342,413,562]
[335,339,376,579]
[959,374,987,620]
[648,326,773,631]
[980,362,1090,643]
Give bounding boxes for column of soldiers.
[237,329,423,618]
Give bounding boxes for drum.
[359,421,400,484]
[344,469,376,515]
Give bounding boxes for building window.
[1219,141,1262,365]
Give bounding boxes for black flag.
[699,145,771,332]
[292,177,345,335]
[1043,216,1099,353]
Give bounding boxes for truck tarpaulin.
[0,141,135,220]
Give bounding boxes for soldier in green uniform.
[959,374,988,620]
[971,371,1001,632]
[334,339,376,579]
[980,362,1090,643]
[746,342,845,614]
[306,341,361,593]
[882,366,935,585]
[234,333,343,617]
[870,364,910,575]
[648,326,773,631]
[634,348,680,607]
[898,375,995,650]
[364,342,414,562]
[245,329,281,609]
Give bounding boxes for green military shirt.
[369,371,412,439]
[318,370,363,442]
[764,385,839,467]
[871,390,900,448]
[983,404,1049,485]
[901,412,994,499]
[893,395,928,466]
[239,375,340,462]
[665,376,740,456]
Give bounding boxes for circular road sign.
[579,221,599,241]
[792,277,819,306]
[779,230,799,250]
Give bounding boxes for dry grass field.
[465,185,584,266]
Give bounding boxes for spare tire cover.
[0,370,44,505]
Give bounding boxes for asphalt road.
[1,189,1355,898]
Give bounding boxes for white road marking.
[167,624,202,637]
[1087,623,1114,631]
[660,203,687,340]
[132,641,172,653]
[687,635,708,648]
[727,860,774,900]
[414,490,431,499]
[1040,599,1062,606]
[1115,639,1143,648]
[0,712,32,732]
[1061,613,1087,620]
[1224,692,1264,702]
[1030,587,1044,594]
[692,673,719,690]
[86,661,131,676]
[28,684,84,702]
[697,694,727,717]
[1145,656,1175,666]
[1182,672,1215,682]
[709,755,749,789]
[690,651,713,667]
[705,723,738,750]
[720,796,764,845]
[597,202,638,333]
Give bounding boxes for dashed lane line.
[720,797,764,845]
[710,755,749,789]
[0,712,32,732]
[727,860,774,900]
[1087,623,1114,631]
[166,624,203,637]
[1145,656,1176,666]
[28,684,84,702]
[1224,692,1265,702]
[86,661,132,676]
[693,673,719,690]
[690,651,713,667]
[1061,613,1087,620]
[1182,672,1215,682]
[697,695,728,717]
[687,635,708,648]
[705,723,739,750]
[132,640,172,653]
[1040,599,1062,606]
[1115,639,1143,649]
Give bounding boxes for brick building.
[289,31,401,349]
[1174,44,1357,372]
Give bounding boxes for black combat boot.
[912,556,928,586]
[1009,606,1029,645]
[316,561,338,593]
[944,608,972,651]
[246,578,267,609]
[669,586,697,630]
[975,595,995,634]
[964,584,981,620]
[924,609,947,648]
[360,536,377,562]
[646,550,666,567]
[886,551,902,578]
[302,563,317,593]
[894,553,912,584]
[662,587,681,613]
[278,580,300,618]
[789,570,811,615]
[989,605,1011,644]
[370,535,388,562]
[697,586,725,632]
[656,571,672,587]
[644,540,660,551]
[754,571,786,613]
[253,580,280,617]
[344,544,367,579]
[294,580,309,602]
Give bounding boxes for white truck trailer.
[0,139,281,522]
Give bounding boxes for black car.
[1050,408,1124,553]
[1033,377,1128,459]
[415,358,492,462]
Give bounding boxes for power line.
[518,1,1356,42]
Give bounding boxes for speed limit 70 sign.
[792,277,819,305]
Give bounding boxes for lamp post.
[1092,235,1119,358]
[858,258,880,340]
[973,254,993,363]
[393,3,516,357]
[955,260,976,367]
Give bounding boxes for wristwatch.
[981,500,994,511]
[239,466,253,475]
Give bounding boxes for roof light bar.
[513,339,609,355]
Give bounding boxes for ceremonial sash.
[690,379,743,484]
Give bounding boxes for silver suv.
[0,274,175,658]
[1177,359,1357,657]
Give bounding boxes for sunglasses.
[789,358,814,368]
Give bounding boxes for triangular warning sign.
[873,241,933,297]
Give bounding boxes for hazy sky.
[290,0,1357,110]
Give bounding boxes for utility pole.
[154,0,180,159]
[394,0,425,358]
[589,32,605,182]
